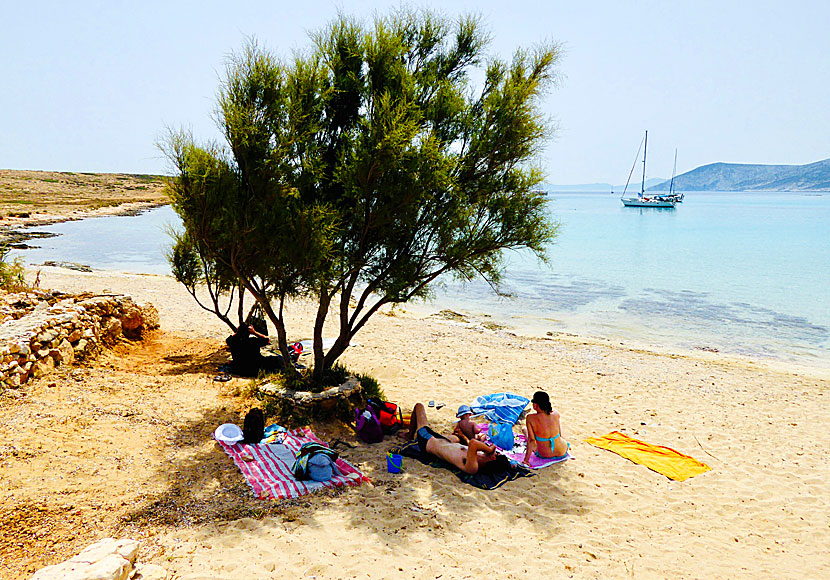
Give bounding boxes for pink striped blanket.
[216,427,370,500]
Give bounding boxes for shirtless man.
[401,403,499,474]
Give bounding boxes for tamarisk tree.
[163,9,560,386]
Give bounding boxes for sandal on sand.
[213,374,232,382]
[330,439,357,449]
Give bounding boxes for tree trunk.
[311,289,332,384]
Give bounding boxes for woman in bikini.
[522,391,569,465]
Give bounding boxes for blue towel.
[470,393,530,425]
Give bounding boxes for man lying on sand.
[399,403,499,474]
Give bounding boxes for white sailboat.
[652,148,684,204]
[619,131,676,208]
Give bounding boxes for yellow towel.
[584,431,711,481]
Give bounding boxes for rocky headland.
[0,170,168,249]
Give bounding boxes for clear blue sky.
[2,0,828,183]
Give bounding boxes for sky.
[2,0,828,184]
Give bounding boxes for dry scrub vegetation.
[0,169,167,223]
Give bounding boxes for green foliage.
[263,362,352,394]
[162,8,560,388]
[0,245,27,290]
[356,372,384,400]
[322,363,350,389]
[259,393,282,420]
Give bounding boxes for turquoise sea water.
[12,193,830,367]
[13,206,177,276]
[434,192,830,367]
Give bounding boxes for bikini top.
[535,432,561,444]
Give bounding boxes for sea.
[11,192,830,370]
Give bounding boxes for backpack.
[367,397,403,434]
[292,442,341,481]
[242,408,265,444]
[354,406,384,443]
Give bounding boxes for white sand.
[4,267,828,580]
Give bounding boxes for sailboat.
[619,131,676,208]
[652,149,684,204]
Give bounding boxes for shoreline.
[26,265,830,381]
[401,299,830,380]
[0,168,168,248]
[0,201,168,249]
[6,190,828,373]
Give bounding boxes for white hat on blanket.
[214,423,244,443]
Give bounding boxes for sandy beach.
[0,265,827,579]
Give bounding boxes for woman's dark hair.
[532,391,552,413]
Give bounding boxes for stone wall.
[0,291,159,390]
[259,375,364,423]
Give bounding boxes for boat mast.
[669,148,677,194]
[641,130,648,197]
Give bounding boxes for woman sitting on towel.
[522,391,569,465]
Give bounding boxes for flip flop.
[213,374,232,382]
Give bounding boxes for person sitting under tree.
[225,324,284,378]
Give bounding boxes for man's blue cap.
[456,404,472,418]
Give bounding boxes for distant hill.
[648,158,830,192]
[544,178,664,192]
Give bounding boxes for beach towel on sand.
[390,440,534,489]
[217,427,370,499]
[470,393,530,425]
[584,431,710,481]
[501,432,572,468]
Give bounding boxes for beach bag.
[242,408,265,444]
[488,422,515,451]
[292,442,341,481]
[354,406,384,443]
[307,453,341,482]
[367,397,403,434]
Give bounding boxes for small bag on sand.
[488,422,515,451]
[367,397,403,434]
[242,408,265,444]
[355,406,384,444]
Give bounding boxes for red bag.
[367,398,403,433]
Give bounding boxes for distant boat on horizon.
[618,131,677,208]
